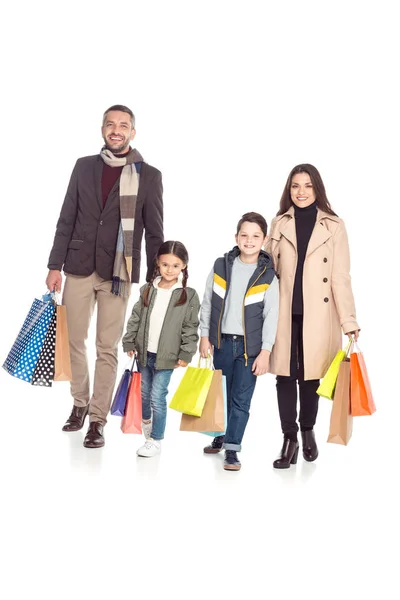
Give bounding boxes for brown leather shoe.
[83,422,105,448]
[62,405,89,432]
[203,435,225,454]
[301,430,319,462]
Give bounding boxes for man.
[46,104,163,448]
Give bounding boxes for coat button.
[323,277,328,282]
[323,257,327,263]
[276,273,280,280]
[324,297,329,302]
[277,253,280,259]
[100,220,103,225]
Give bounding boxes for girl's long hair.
[277,163,337,216]
[143,241,189,307]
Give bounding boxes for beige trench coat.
[265,206,359,380]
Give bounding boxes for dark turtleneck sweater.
[292,202,317,315]
[101,148,131,207]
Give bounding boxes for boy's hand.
[200,337,213,358]
[127,351,136,358]
[174,359,188,369]
[252,349,270,376]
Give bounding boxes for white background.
[0,1,399,599]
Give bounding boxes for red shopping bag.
[121,370,142,434]
[350,342,376,416]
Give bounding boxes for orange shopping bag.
[121,368,142,434]
[54,304,72,381]
[350,342,376,416]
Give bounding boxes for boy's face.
[235,221,267,262]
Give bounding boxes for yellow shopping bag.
[317,340,352,400]
[169,357,213,416]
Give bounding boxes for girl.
[122,241,200,457]
[265,164,360,468]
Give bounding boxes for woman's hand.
[127,350,136,358]
[174,359,188,369]
[347,330,360,342]
[200,337,213,358]
[252,349,271,376]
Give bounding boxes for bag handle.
[197,353,213,369]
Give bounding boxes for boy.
[199,212,279,471]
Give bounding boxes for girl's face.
[157,253,186,283]
[235,221,266,261]
[290,172,316,208]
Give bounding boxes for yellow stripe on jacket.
[213,273,227,299]
[244,283,269,306]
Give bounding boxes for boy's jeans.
[138,352,173,441]
[213,334,257,452]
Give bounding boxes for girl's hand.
[200,337,213,358]
[252,350,270,376]
[347,330,360,342]
[174,359,188,369]
[127,350,135,358]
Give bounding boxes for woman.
[265,164,359,469]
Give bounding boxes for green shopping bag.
[169,357,213,416]
[317,339,352,400]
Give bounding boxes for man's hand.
[174,359,188,369]
[46,269,62,293]
[200,337,213,358]
[252,349,270,376]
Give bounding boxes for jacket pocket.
[68,239,84,249]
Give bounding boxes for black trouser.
[276,314,319,437]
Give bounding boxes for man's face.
[101,110,136,154]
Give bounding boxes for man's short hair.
[103,105,135,128]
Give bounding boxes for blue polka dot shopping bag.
[2,293,56,383]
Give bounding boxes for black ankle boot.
[273,437,299,469]
[301,430,318,462]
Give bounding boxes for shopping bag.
[327,358,353,445]
[31,309,57,387]
[54,304,72,381]
[110,362,133,416]
[169,358,214,416]
[350,342,376,416]
[121,366,142,434]
[317,339,352,400]
[202,375,228,437]
[2,293,56,383]
[179,370,226,434]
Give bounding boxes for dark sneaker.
[223,450,241,471]
[203,435,225,454]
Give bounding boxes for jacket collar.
[271,205,340,254]
[226,246,273,269]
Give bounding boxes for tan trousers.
[63,272,130,425]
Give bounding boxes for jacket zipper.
[217,298,225,349]
[142,288,154,367]
[242,266,267,366]
[155,290,179,368]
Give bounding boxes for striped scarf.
[100,147,140,297]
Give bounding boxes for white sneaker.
[136,439,161,457]
[142,420,152,440]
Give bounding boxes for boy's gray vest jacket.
[209,247,276,360]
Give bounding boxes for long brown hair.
[277,164,337,216]
[143,241,189,307]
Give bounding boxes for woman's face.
[290,172,316,208]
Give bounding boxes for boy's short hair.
[236,212,268,236]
